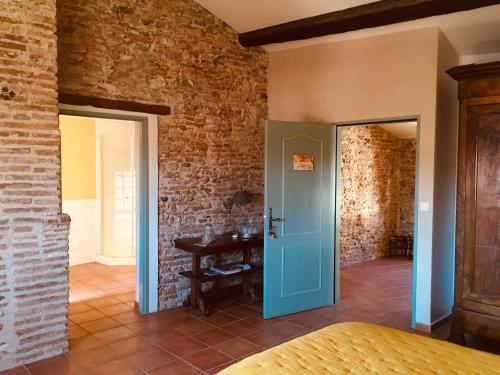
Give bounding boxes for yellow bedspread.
[219,322,500,374]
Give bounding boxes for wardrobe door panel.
[463,104,500,306]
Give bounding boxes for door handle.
[269,208,284,223]
[268,208,284,239]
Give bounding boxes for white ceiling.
[194,1,500,55]
[377,122,417,139]
[195,0,379,33]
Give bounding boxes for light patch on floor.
[69,262,135,303]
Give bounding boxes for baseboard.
[415,322,432,333]
[431,314,452,330]
[96,255,136,266]
[415,314,451,333]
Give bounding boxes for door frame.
[332,116,420,328]
[59,104,159,314]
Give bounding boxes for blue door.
[264,120,335,318]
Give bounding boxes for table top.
[174,233,264,256]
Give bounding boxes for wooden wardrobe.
[447,62,500,343]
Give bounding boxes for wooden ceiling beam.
[239,0,500,47]
[58,93,171,116]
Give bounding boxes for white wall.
[64,200,99,266]
[459,52,500,65]
[96,119,137,263]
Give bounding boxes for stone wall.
[340,126,415,267]
[398,139,417,236]
[0,0,70,370]
[57,0,268,309]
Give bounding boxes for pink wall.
[268,28,438,124]
[268,27,446,326]
[431,31,459,324]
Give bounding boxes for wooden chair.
[388,236,413,259]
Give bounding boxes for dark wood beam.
[447,61,500,80]
[58,93,171,115]
[239,0,500,47]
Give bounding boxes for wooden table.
[174,233,263,315]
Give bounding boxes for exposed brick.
[399,139,417,236]
[0,0,69,371]
[2,0,268,370]
[58,0,268,309]
[0,41,27,51]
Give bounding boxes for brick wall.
[0,0,70,370]
[340,126,415,267]
[399,139,417,236]
[57,0,268,309]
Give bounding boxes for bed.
[218,322,500,374]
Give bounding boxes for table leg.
[190,254,200,308]
[243,249,251,296]
[243,249,251,264]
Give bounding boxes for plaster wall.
[268,28,442,326]
[431,31,459,324]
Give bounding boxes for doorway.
[264,118,418,327]
[59,106,159,314]
[334,119,418,330]
[61,115,139,307]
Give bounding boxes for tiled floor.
[69,262,135,303]
[3,258,496,375]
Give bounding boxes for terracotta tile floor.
[69,262,135,303]
[3,258,496,374]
